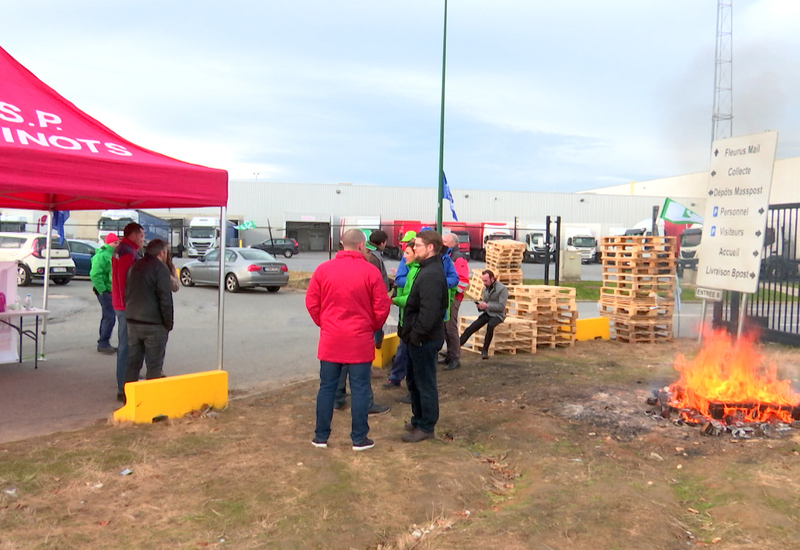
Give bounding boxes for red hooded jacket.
[111,237,141,311]
[305,250,391,364]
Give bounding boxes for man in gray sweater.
[459,269,508,360]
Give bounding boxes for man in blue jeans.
[111,223,144,403]
[305,229,391,451]
[89,232,120,354]
[398,230,449,443]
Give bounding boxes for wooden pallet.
[601,236,677,247]
[465,269,485,301]
[602,257,676,269]
[599,302,673,319]
[486,240,526,252]
[601,285,675,296]
[611,320,673,343]
[459,316,537,356]
[495,271,523,286]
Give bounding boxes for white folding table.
[0,308,49,369]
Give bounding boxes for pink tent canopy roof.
[0,46,228,211]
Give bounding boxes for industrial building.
[4,154,799,252]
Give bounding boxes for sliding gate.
[719,203,800,345]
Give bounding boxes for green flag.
[235,221,256,230]
[660,198,703,225]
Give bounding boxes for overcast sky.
[2,1,798,193]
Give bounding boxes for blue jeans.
[124,323,169,384]
[96,292,116,348]
[335,366,376,409]
[316,361,371,444]
[115,311,128,393]
[406,339,443,433]
[388,340,408,384]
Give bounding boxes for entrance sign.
[695,287,723,302]
[696,131,778,294]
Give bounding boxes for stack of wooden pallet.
[599,236,676,343]
[506,285,578,348]
[459,316,537,357]
[484,239,525,286]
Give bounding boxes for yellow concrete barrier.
[373,332,399,368]
[575,317,610,341]
[113,370,228,424]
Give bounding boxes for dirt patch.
[2,340,800,549]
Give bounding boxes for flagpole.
[436,0,448,233]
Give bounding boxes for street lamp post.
[253,172,260,181]
[436,0,448,233]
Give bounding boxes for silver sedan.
[179,248,289,292]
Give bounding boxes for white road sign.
[696,131,778,294]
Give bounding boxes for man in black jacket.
[399,230,449,443]
[123,239,174,388]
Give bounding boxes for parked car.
[251,238,299,258]
[67,239,100,277]
[0,232,76,286]
[179,247,289,292]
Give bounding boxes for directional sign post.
[696,131,778,294]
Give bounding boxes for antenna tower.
[711,0,733,141]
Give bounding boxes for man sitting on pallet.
[459,270,509,360]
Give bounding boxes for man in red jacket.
[111,223,144,402]
[305,229,391,451]
[441,232,470,370]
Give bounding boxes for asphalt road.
[0,256,702,443]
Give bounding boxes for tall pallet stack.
[599,236,676,343]
[506,285,578,348]
[484,239,525,286]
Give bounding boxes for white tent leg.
[217,207,227,370]
[40,211,54,359]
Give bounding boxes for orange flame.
[669,329,800,423]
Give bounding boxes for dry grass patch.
[2,341,800,548]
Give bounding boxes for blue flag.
[442,172,458,222]
[52,211,70,245]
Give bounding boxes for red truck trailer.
[464,222,514,260]
[442,221,472,259]
[380,219,426,259]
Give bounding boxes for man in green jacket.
[382,239,420,390]
[90,233,120,354]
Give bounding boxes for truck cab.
[678,226,702,275]
[186,217,220,258]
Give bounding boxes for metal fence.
[718,203,800,346]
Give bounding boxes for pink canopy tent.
[0,45,230,367]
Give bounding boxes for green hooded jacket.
[89,244,114,293]
[392,261,420,328]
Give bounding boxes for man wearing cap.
[366,229,390,348]
[90,233,120,354]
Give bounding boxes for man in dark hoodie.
[398,229,449,443]
[123,239,174,390]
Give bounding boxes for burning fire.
[669,329,800,424]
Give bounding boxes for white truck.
[519,224,555,263]
[562,225,600,264]
[186,217,221,258]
